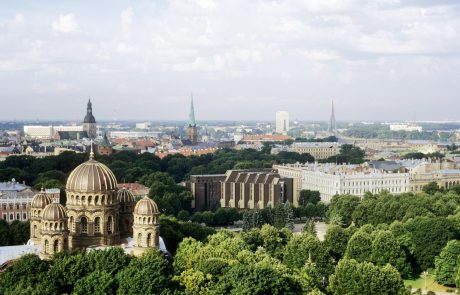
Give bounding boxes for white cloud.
[121,7,133,38]
[52,14,79,33]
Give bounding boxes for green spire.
[189,94,196,127]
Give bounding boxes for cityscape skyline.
[1,1,460,121]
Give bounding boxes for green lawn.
[404,275,455,293]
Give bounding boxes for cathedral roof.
[134,197,159,216]
[31,189,52,209]
[66,158,118,193]
[42,203,67,221]
[117,187,135,204]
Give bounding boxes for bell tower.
[83,98,97,139]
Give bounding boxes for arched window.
[33,224,37,238]
[94,217,100,233]
[69,216,75,232]
[63,238,68,251]
[54,223,58,231]
[95,195,99,205]
[148,217,151,224]
[137,233,142,247]
[81,217,88,234]
[147,233,152,247]
[53,240,59,253]
[101,196,105,205]
[44,239,49,254]
[107,216,113,234]
[82,195,86,205]
[143,217,146,224]
[88,196,92,205]
[76,195,80,205]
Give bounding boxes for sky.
[1,0,460,122]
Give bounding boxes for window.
[16,204,19,210]
[9,214,13,221]
[137,233,142,247]
[53,240,59,253]
[107,216,112,233]
[23,213,27,220]
[94,217,100,233]
[33,224,37,238]
[2,214,6,220]
[44,240,49,254]
[147,233,152,247]
[81,217,88,234]
[70,216,75,232]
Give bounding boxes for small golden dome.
[42,203,67,221]
[118,187,135,204]
[134,197,159,215]
[66,159,117,193]
[31,189,52,209]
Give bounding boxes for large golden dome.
[31,189,52,209]
[134,197,159,215]
[66,158,117,193]
[42,203,67,221]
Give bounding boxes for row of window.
[67,194,117,206]
[2,212,28,221]
[1,203,28,211]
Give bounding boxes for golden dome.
[42,203,67,221]
[66,159,117,193]
[31,189,52,209]
[134,197,159,215]
[118,187,135,204]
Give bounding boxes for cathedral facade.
[30,149,159,257]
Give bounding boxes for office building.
[271,142,340,160]
[276,111,289,134]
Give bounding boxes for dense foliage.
[0,220,29,246]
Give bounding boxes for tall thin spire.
[328,100,336,134]
[89,140,94,159]
[189,93,196,127]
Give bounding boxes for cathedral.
[29,147,160,257]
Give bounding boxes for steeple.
[189,94,196,127]
[327,100,336,135]
[87,98,92,114]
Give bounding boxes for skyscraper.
[327,100,337,135]
[187,95,198,145]
[276,111,289,135]
[83,99,97,139]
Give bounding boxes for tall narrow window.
[44,240,49,254]
[137,233,142,247]
[70,216,75,232]
[94,217,100,233]
[147,233,152,247]
[107,216,112,234]
[33,224,37,238]
[81,217,88,234]
[53,240,59,253]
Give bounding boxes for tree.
[324,225,349,261]
[302,219,316,236]
[328,195,360,227]
[435,240,460,286]
[328,259,408,295]
[284,201,294,231]
[371,231,411,278]
[345,231,372,262]
[273,203,286,229]
[299,190,321,206]
[405,217,455,271]
[73,270,117,295]
[422,181,441,195]
[117,250,176,294]
[212,263,302,295]
[177,210,191,221]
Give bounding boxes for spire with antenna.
[327,100,337,135]
[189,93,196,127]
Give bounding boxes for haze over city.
[1,0,460,121]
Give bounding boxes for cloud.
[52,14,79,33]
[121,7,133,38]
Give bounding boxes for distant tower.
[327,100,337,135]
[187,94,198,145]
[83,99,97,139]
[276,111,289,135]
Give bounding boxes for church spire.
[328,100,336,135]
[189,93,196,127]
[87,98,92,114]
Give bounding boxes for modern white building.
[271,142,341,160]
[24,125,83,139]
[389,124,423,132]
[135,122,151,130]
[275,111,289,134]
[274,163,410,203]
